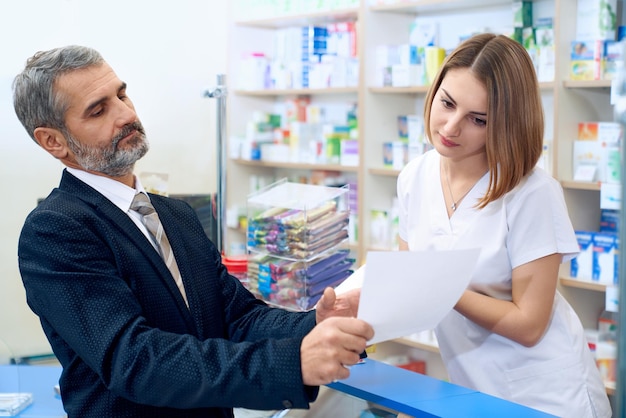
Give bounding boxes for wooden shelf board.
[235,7,359,28]
[369,83,553,95]
[233,87,358,97]
[539,81,555,91]
[393,337,440,353]
[560,180,602,191]
[370,0,511,14]
[369,167,401,177]
[562,79,613,89]
[232,159,358,172]
[369,86,429,94]
[559,277,607,292]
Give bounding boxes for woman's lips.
[440,135,458,147]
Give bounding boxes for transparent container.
[246,179,353,311]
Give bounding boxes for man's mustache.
[112,121,145,146]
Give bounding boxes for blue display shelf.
[327,359,556,418]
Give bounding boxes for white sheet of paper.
[357,249,480,345]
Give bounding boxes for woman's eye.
[473,117,487,127]
[441,99,454,108]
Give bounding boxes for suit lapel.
[149,195,213,335]
[58,171,196,328]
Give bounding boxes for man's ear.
[33,127,69,159]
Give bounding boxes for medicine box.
[570,40,602,80]
[246,179,352,311]
[592,232,619,284]
[576,0,618,41]
[512,1,533,28]
[570,231,594,281]
[603,40,624,80]
[578,121,622,144]
[340,139,359,166]
[572,140,608,182]
[600,209,620,233]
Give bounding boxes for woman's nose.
[442,115,462,137]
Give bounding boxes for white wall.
[0,0,229,357]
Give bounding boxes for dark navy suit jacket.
[18,170,318,417]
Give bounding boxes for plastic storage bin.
[246,179,353,311]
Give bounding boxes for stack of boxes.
[511,1,555,82]
[231,100,359,166]
[374,21,441,88]
[374,1,556,87]
[382,115,426,170]
[570,0,623,81]
[570,120,621,286]
[570,216,620,286]
[241,22,358,91]
[572,121,622,184]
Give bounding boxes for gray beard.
[65,125,149,177]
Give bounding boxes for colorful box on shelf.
[513,1,533,28]
[571,230,619,285]
[246,179,353,311]
[602,40,624,80]
[570,40,602,80]
[575,0,618,41]
[573,121,622,182]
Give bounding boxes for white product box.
[391,64,423,87]
[578,121,622,144]
[572,140,608,182]
[392,141,408,170]
[576,0,618,40]
[409,20,438,47]
[406,115,425,161]
[570,231,594,280]
[593,232,619,284]
[340,139,359,166]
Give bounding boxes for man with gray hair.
[13,45,373,418]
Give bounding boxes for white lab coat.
[397,150,612,418]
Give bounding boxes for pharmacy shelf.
[368,167,401,177]
[369,0,512,14]
[233,158,359,172]
[560,277,608,293]
[561,180,602,191]
[234,87,359,96]
[393,336,439,353]
[369,86,429,94]
[562,79,613,89]
[235,7,359,28]
[370,82,554,95]
[229,0,620,388]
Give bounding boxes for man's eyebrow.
[441,87,487,117]
[83,82,127,116]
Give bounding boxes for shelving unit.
[233,158,359,173]
[227,0,620,393]
[227,3,365,259]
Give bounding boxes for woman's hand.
[315,287,361,323]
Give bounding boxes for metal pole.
[204,74,228,254]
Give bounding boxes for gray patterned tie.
[131,192,188,307]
